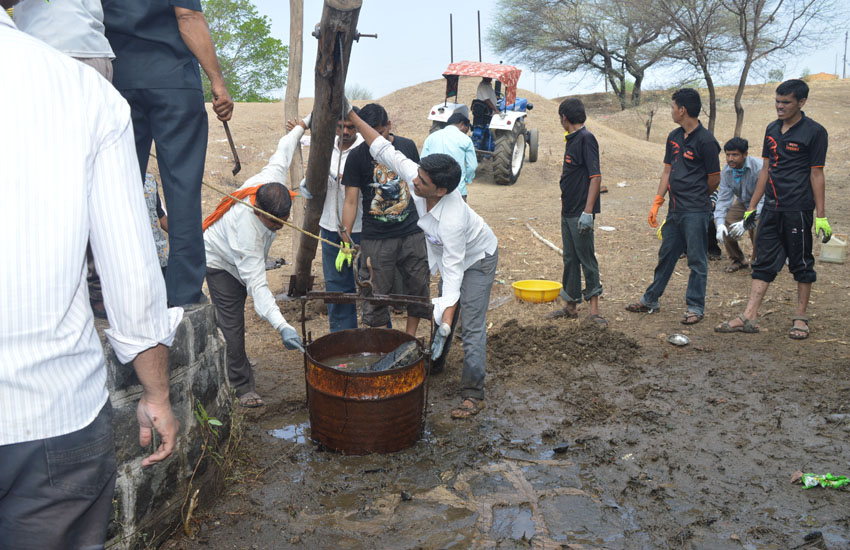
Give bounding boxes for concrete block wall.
[102,303,230,549]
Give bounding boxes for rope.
[148,153,349,251]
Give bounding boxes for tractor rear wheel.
[493,119,526,185]
[527,128,539,163]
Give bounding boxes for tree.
[490,0,677,110]
[202,0,288,102]
[661,0,736,134]
[285,0,304,262]
[722,0,833,136]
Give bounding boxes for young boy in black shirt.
[627,88,721,325]
[716,79,831,339]
[548,98,606,327]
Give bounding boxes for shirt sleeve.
[421,134,434,159]
[663,137,673,165]
[169,0,202,10]
[89,91,181,364]
[714,168,734,223]
[229,218,291,332]
[464,136,478,182]
[244,125,304,187]
[761,132,770,159]
[583,134,601,178]
[341,146,364,188]
[810,126,828,167]
[431,218,466,323]
[702,139,721,175]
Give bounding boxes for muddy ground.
[159,79,850,549]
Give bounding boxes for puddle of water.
[268,421,309,443]
[491,503,536,541]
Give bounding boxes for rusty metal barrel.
[304,328,426,455]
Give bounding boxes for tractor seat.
[471,99,493,128]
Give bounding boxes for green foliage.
[345,83,372,100]
[201,0,288,102]
[768,68,784,82]
[800,67,811,82]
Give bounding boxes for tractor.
[427,61,538,186]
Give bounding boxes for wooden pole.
[285,0,304,263]
[292,0,361,295]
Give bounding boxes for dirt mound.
[487,318,639,375]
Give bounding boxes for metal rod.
[477,10,482,62]
[222,121,241,176]
[449,14,453,63]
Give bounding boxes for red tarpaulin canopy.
[442,61,522,107]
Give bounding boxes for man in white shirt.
[0,8,180,548]
[203,119,307,408]
[316,115,365,332]
[476,76,499,113]
[14,0,117,318]
[345,107,499,420]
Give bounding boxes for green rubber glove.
[335,241,353,272]
[815,217,832,243]
[742,209,758,231]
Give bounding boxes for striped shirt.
[0,12,181,445]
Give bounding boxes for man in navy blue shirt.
[716,79,831,340]
[103,0,233,306]
[548,98,606,327]
[627,88,720,325]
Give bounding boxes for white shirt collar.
[1,9,16,29]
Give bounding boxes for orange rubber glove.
[648,195,665,228]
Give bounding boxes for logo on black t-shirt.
[368,161,411,223]
[766,136,779,167]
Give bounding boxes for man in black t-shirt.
[547,98,606,327]
[340,103,431,334]
[716,79,831,340]
[626,88,721,325]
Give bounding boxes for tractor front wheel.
[493,120,526,185]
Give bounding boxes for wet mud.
[166,318,850,550]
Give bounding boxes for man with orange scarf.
[203,117,308,408]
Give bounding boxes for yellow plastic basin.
[511,280,563,303]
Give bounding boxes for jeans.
[641,211,710,316]
[0,402,116,550]
[321,228,360,332]
[560,214,602,303]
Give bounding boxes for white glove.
[715,223,728,243]
[301,113,312,130]
[430,322,451,360]
[298,178,313,200]
[728,220,745,239]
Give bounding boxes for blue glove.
[578,212,594,234]
[280,327,304,352]
[430,323,451,360]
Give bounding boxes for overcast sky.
[253,0,848,100]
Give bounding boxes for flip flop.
[789,316,810,340]
[714,314,759,333]
[451,397,485,419]
[587,314,608,329]
[547,306,578,319]
[681,311,704,325]
[239,391,264,408]
[725,261,749,273]
[625,301,658,313]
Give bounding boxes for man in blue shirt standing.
[102,0,233,306]
[714,137,764,273]
[422,113,478,201]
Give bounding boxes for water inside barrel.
[324,352,382,371]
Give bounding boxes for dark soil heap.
[487,318,639,376]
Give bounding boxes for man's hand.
[430,322,451,360]
[578,212,594,234]
[280,326,304,352]
[729,220,745,239]
[648,195,665,228]
[211,82,233,121]
[298,178,313,200]
[815,217,832,243]
[137,395,179,467]
[716,223,728,243]
[742,209,758,231]
[335,241,353,272]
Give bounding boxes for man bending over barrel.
[345,104,499,420]
[203,118,308,407]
